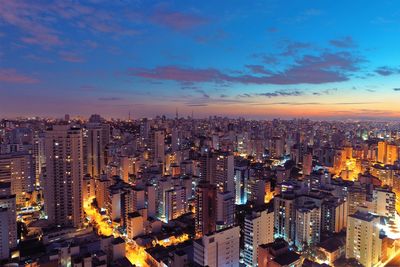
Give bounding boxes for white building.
[346,211,382,267]
[194,226,240,267]
[243,208,274,267]
[373,187,395,221]
[295,205,321,250]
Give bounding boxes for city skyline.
[1,1,400,119]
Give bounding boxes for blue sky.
[1,0,400,119]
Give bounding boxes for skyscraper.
[194,226,240,267]
[44,125,84,227]
[86,123,107,178]
[346,211,382,267]
[0,182,17,250]
[243,207,274,267]
[0,152,34,205]
[195,181,217,237]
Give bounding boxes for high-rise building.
[346,211,382,267]
[243,207,274,267]
[234,160,249,205]
[347,185,366,216]
[194,226,240,267]
[149,130,165,163]
[0,152,34,205]
[33,133,46,185]
[386,144,398,165]
[86,123,107,178]
[274,192,296,243]
[0,182,17,250]
[195,181,217,237]
[0,207,10,260]
[302,153,313,176]
[377,141,386,164]
[44,125,84,228]
[216,191,235,230]
[321,197,347,233]
[214,152,234,193]
[165,186,186,222]
[372,187,395,221]
[295,204,321,250]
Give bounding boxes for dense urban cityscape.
[2,0,400,266]
[0,115,400,266]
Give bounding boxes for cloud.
[0,1,63,47]
[59,51,84,63]
[129,51,362,85]
[375,66,400,76]
[256,90,303,98]
[0,1,138,49]
[150,10,207,31]
[0,68,39,84]
[195,30,227,44]
[313,88,338,96]
[245,65,271,75]
[98,97,122,101]
[330,36,357,48]
[281,41,311,56]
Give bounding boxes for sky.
[1,0,400,120]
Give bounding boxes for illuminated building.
[197,152,234,193]
[258,239,301,267]
[243,207,274,267]
[82,174,95,204]
[321,197,347,233]
[378,141,387,164]
[347,185,366,216]
[44,125,84,228]
[127,212,144,239]
[33,133,46,185]
[195,181,217,237]
[0,182,17,249]
[372,187,395,221]
[302,153,313,176]
[194,226,240,267]
[215,152,234,193]
[234,160,249,205]
[346,211,382,267]
[274,192,296,243]
[216,191,235,230]
[86,122,107,178]
[120,156,136,182]
[247,177,266,207]
[165,186,186,222]
[386,144,398,165]
[294,203,321,250]
[149,130,165,163]
[146,184,156,218]
[95,174,111,210]
[0,152,34,205]
[0,207,9,260]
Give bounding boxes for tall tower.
[346,211,382,267]
[149,130,165,163]
[195,181,217,237]
[0,182,17,250]
[44,125,84,228]
[86,123,106,177]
